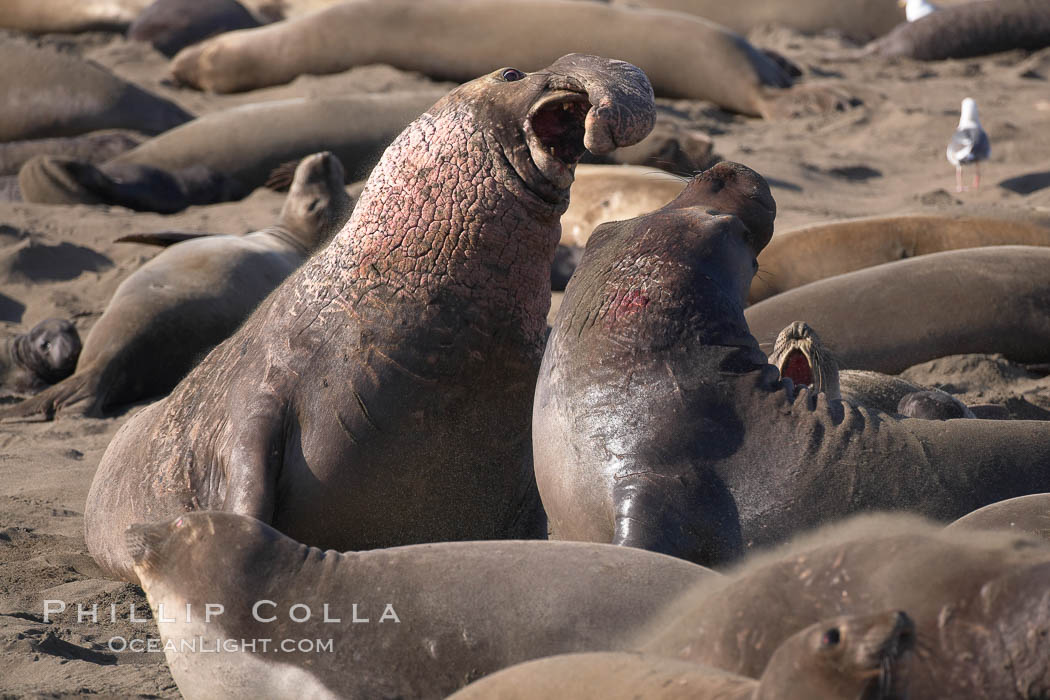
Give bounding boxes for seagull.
[899,0,937,22]
[946,97,990,192]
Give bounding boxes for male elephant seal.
[128,511,714,699]
[449,613,915,699]
[2,153,349,421]
[947,494,1050,542]
[868,0,1050,61]
[128,0,261,57]
[750,211,1050,303]
[85,55,657,583]
[639,514,1050,698]
[769,320,976,417]
[169,0,791,116]
[535,164,1050,567]
[746,246,1050,374]
[0,319,81,395]
[0,43,193,142]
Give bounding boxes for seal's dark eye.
[501,68,526,82]
[40,341,50,351]
[821,628,841,647]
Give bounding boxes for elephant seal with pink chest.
[85,54,657,583]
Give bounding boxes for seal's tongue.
[547,53,656,156]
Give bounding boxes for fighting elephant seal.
[128,511,714,699]
[0,43,193,142]
[750,211,1050,303]
[947,494,1050,542]
[639,514,1050,698]
[170,0,791,116]
[746,246,1050,374]
[535,164,1050,567]
[2,152,349,421]
[85,55,657,583]
[868,0,1050,61]
[769,320,975,417]
[449,612,915,699]
[0,319,81,395]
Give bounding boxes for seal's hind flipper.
[114,231,216,247]
[264,159,301,192]
[0,369,100,422]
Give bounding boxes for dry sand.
[1,17,1050,698]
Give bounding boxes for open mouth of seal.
[524,91,590,191]
[780,349,813,387]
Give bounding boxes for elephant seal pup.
[769,321,975,417]
[609,0,906,40]
[640,513,1050,698]
[750,212,1050,303]
[562,165,685,247]
[449,612,915,699]
[128,511,714,700]
[535,166,1050,567]
[0,43,193,142]
[947,494,1050,542]
[128,0,261,57]
[868,0,1050,61]
[18,157,245,213]
[170,0,791,116]
[0,0,151,32]
[0,319,81,395]
[747,246,1050,374]
[2,153,349,421]
[84,55,656,583]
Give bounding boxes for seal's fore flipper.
[114,231,218,247]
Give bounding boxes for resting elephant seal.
[769,321,975,417]
[129,511,714,699]
[449,612,915,699]
[0,0,151,32]
[2,152,349,421]
[639,514,1050,699]
[0,43,193,142]
[750,211,1050,303]
[868,0,1050,61]
[128,0,261,57]
[0,131,144,178]
[746,246,1050,374]
[608,0,906,40]
[947,494,1050,542]
[0,319,81,395]
[84,55,656,583]
[535,164,1050,567]
[169,0,791,116]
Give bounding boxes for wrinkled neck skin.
[323,104,563,349]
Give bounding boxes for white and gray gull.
[946,97,990,192]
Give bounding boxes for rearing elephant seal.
[0,319,81,395]
[448,612,916,699]
[2,152,350,421]
[129,511,713,699]
[85,55,657,583]
[535,163,1050,567]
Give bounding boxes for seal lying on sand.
[746,246,1050,373]
[750,211,1050,303]
[0,131,144,178]
[562,165,685,247]
[84,55,657,583]
[769,321,975,417]
[449,612,915,699]
[0,0,151,32]
[868,0,1050,61]
[0,319,81,395]
[608,0,907,41]
[14,93,446,211]
[128,0,261,57]
[0,43,193,142]
[947,494,1050,542]
[129,511,714,699]
[639,514,1050,698]
[18,157,245,213]
[169,0,791,116]
[2,153,349,421]
[535,164,1050,567]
